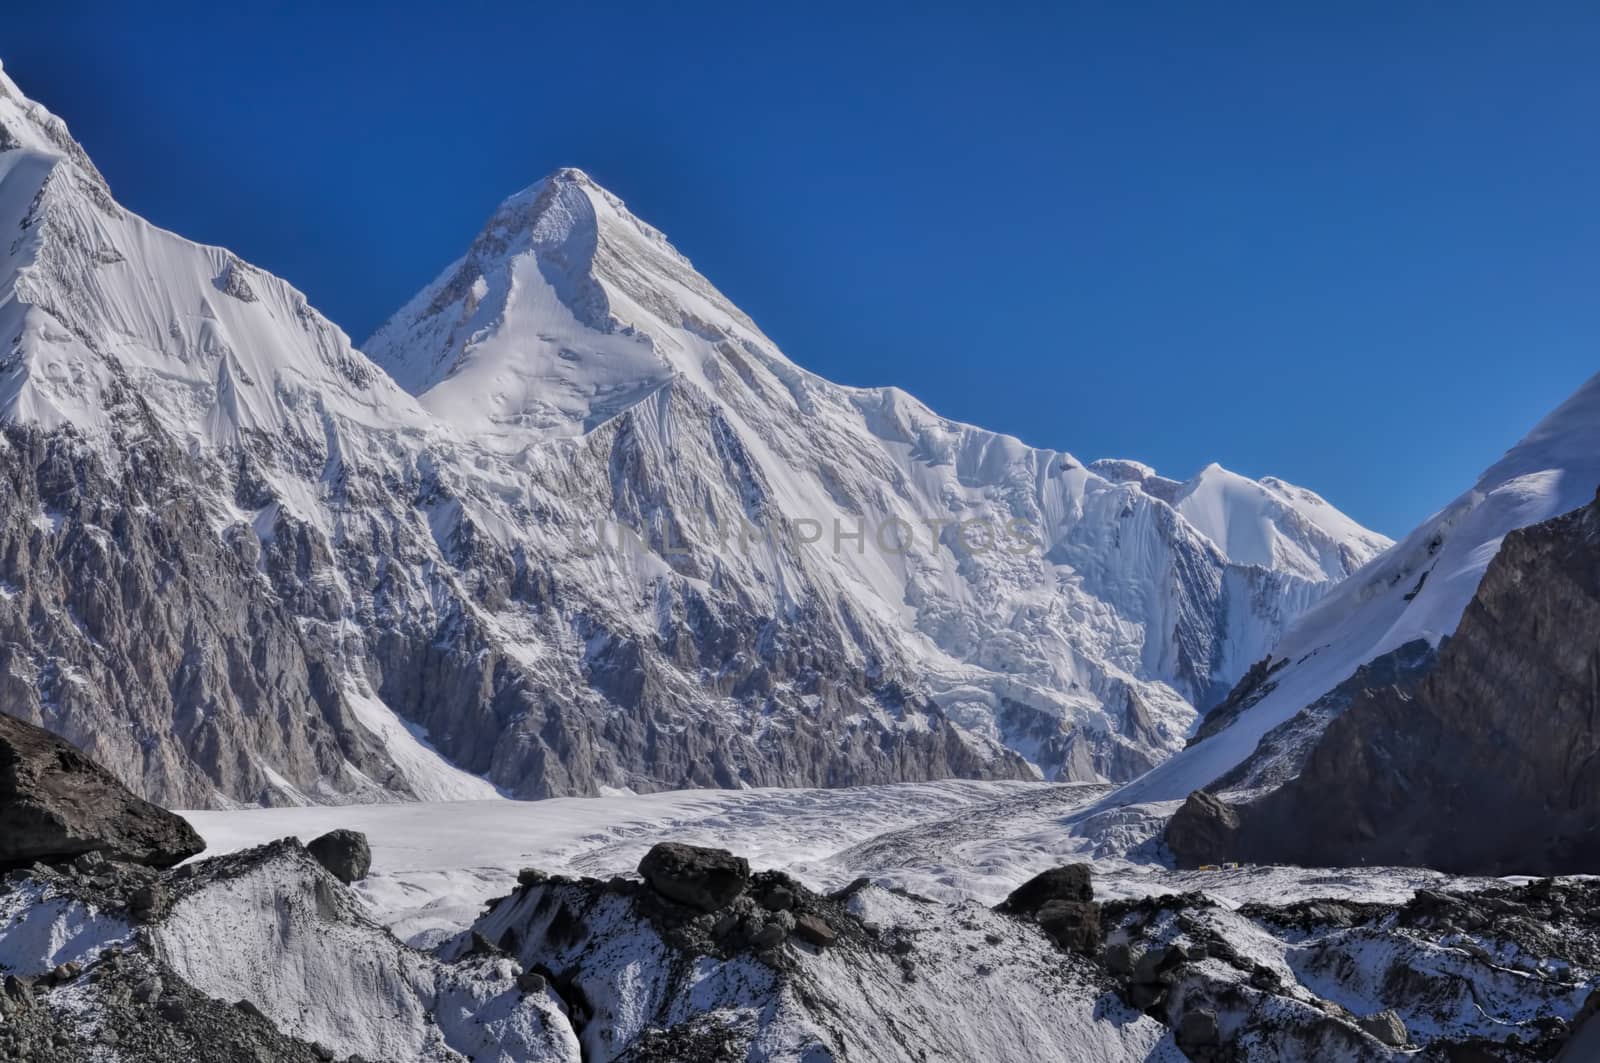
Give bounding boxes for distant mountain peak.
[365,169,769,438]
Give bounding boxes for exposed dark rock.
[996,864,1102,956]
[759,885,795,911]
[997,864,1093,911]
[0,712,204,871]
[1177,1007,1219,1050]
[1189,654,1286,746]
[791,912,838,948]
[1163,790,1242,869]
[1358,1008,1407,1047]
[637,843,750,912]
[128,884,165,921]
[1185,492,1600,875]
[305,829,371,885]
[1208,639,1437,793]
[1034,899,1102,957]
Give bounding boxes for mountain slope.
[0,66,1384,806]
[1169,488,1600,875]
[366,167,1390,784]
[1107,368,1600,806]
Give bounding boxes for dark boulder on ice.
[1163,789,1242,869]
[0,711,205,871]
[306,829,372,885]
[1357,1009,1407,1047]
[638,842,750,912]
[996,864,1101,956]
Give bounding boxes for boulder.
[637,843,749,912]
[1164,790,1241,869]
[1358,1009,1408,1047]
[792,912,838,948]
[0,712,205,871]
[997,864,1101,956]
[306,829,371,885]
[1034,898,1102,957]
[997,865,1093,912]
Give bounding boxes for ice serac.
[1108,368,1600,807]
[0,63,1385,806]
[367,167,1388,787]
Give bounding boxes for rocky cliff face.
[1168,489,1600,875]
[0,64,1386,806]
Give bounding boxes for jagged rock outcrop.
[1097,880,1598,1061]
[1166,490,1600,875]
[1205,638,1437,793]
[449,854,1165,1062]
[0,839,575,1063]
[0,711,204,871]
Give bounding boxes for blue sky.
[3,2,1596,536]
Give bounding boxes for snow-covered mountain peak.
[1169,461,1392,582]
[0,62,111,197]
[367,166,781,440]
[1084,458,1392,582]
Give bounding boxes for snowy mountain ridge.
[364,164,1393,783]
[1106,367,1600,807]
[0,63,1387,806]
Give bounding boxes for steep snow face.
[1170,464,1391,583]
[1108,370,1600,805]
[368,168,1390,783]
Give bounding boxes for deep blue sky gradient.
[3,2,1597,535]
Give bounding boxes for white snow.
[0,882,132,978]
[152,844,578,1063]
[342,682,505,803]
[183,781,1507,952]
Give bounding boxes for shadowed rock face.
[1164,791,1241,870]
[1166,490,1600,876]
[0,711,205,871]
